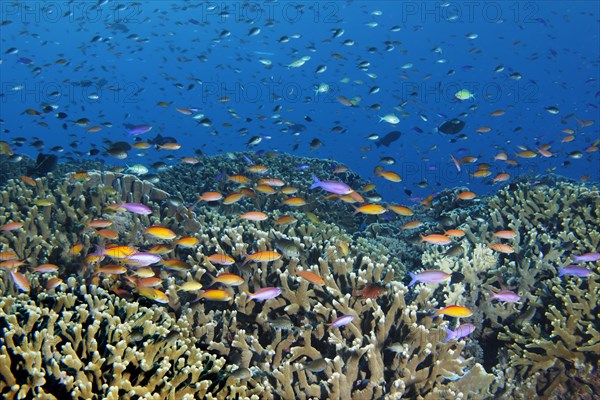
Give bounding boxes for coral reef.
[1,156,598,399]
[0,280,231,400]
[418,179,600,398]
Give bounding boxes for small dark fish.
[310,138,323,149]
[304,358,327,372]
[445,244,464,257]
[106,148,128,159]
[149,134,177,146]
[268,317,295,331]
[274,238,300,258]
[438,119,465,135]
[246,136,262,147]
[230,368,252,379]
[17,57,33,65]
[26,153,58,176]
[375,131,401,147]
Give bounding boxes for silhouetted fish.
[438,119,465,134]
[148,134,177,146]
[26,153,57,177]
[375,131,401,147]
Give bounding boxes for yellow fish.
[139,287,169,303]
[435,305,473,318]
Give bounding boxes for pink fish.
[120,203,152,215]
[559,265,592,278]
[408,270,452,286]
[328,314,354,328]
[125,252,162,267]
[245,287,281,302]
[489,289,521,302]
[572,252,600,263]
[444,323,475,342]
[310,175,353,195]
[10,269,30,292]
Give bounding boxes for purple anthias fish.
[125,252,161,267]
[571,252,600,263]
[120,203,152,215]
[489,290,521,303]
[329,314,354,328]
[310,175,353,195]
[559,265,592,278]
[246,287,281,301]
[408,270,452,286]
[444,323,476,342]
[126,124,153,136]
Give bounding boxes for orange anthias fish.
[456,191,476,200]
[354,204,387,215]
[144,226,177,240]
[20,175,37,186]
[282,197,307,207]
[387,205,414,216]
[0,251,18,261]
[297,270,326,286]
[242,251,281,266]
[0,222,23,231]
[198,289,233,302]
[175,236,199,247]
[139,287,169,303]
[223,192,246,205]
[488,243,515,254]
[493,230,517,239]
[102,245,137,259]
[239,211,269,221]
[352,283,386,299]
[444,229,465,237]
[435,305,473,318]
[10,269,30,292]
[402,220,423,230]
[275,215,296,225]
[207,273,244,287]
[206,254,235,265]
[420,234,452,245]
[198,191,223,202]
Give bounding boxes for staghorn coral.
[418,179,599,398]
[172,216,492,399]
[7,156,597,399]
[0,160,493,399]
[0,278,235,400]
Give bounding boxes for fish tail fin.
[408,272,417,287]
[558,268,566,277]
[443,328,455,342]
[244,291,253,303]
[206,273,216,287]
[309,175,320,189]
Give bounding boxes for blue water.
[1,1,598,202]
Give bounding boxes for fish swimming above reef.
[26,153,57,177]
[438,119,466,135]
[374,131,401,147]
[310,175,354,195]
[125,124,153,136]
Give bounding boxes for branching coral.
[418,179,599,398]
[0,279,233,400]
